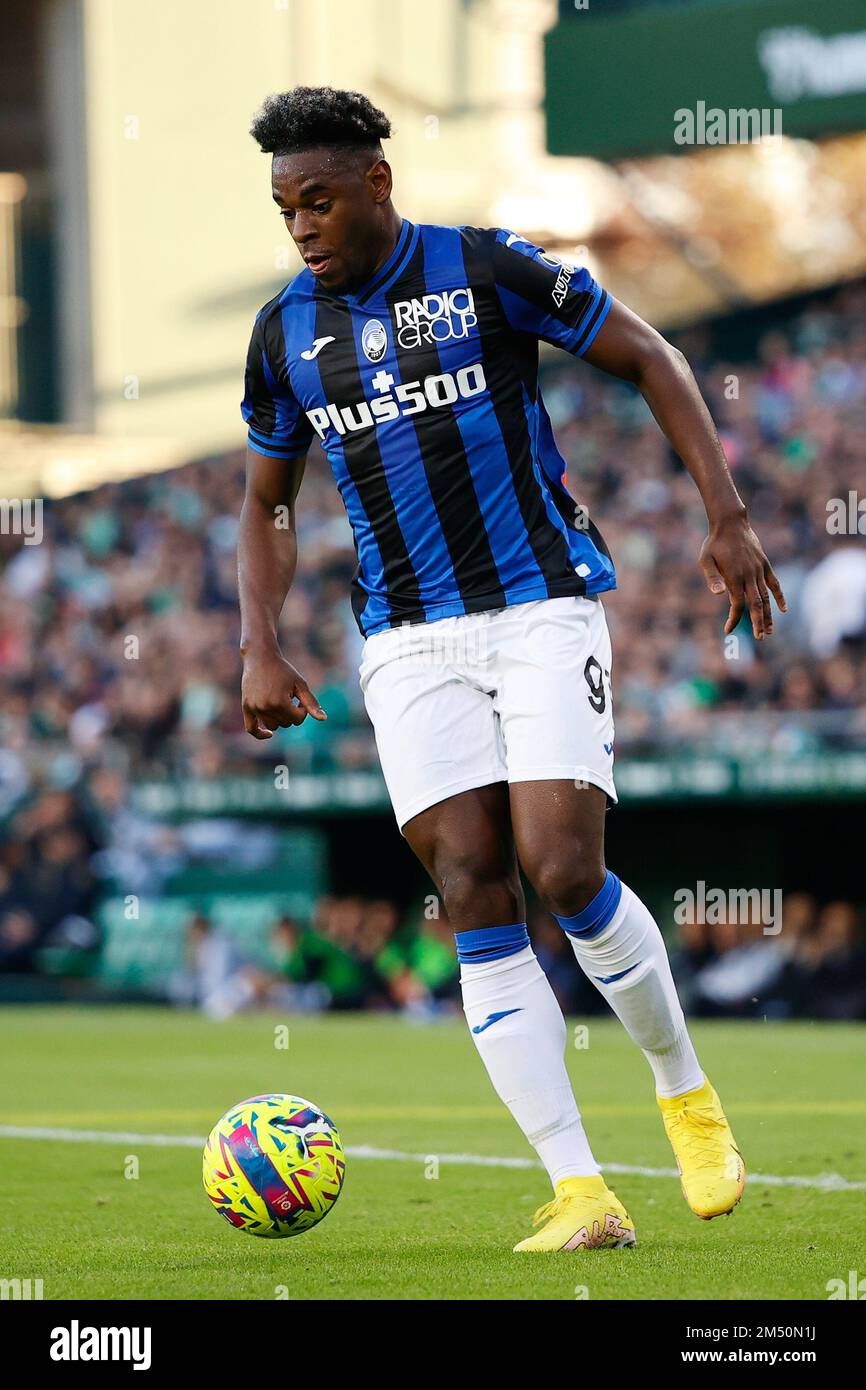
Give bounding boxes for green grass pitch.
[1,1007,863,1300]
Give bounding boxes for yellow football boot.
[513,1175,636,1252]
[658,1076,745,1220]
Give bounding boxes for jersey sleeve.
[490,229,612,357]
[241,310,314,459]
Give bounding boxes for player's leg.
[403,785,634,1251]
[510,778,744,1218]
[359,617,631,1248]
[509,778,704,1100]
[498,596,745,1219]
[403,785,601,1183]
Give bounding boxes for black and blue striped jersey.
[242,220,617,636]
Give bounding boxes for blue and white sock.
[555,872,703,1098]
[455,922,599,1184]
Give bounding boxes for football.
[202,1094,345,1237]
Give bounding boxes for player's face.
[272,150,392,294]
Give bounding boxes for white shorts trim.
[507,766,618,800]
[391,770,508,830]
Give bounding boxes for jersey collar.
[345,218,416,306]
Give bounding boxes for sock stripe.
[454,922,529,963]
[554,870,622,940]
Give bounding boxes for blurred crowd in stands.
[0,787,100,976]
[1,776,863,1021]
[667,892,866,1022]
[1,282,865,1011]
[168,888,866,1022]
[1,776,864,1020]
[168,900,458,1020]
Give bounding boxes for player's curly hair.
[249,86,392,157]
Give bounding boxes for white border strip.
[1,1124,863,1192]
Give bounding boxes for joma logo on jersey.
[393,287,477,348]
[305,362,486,440]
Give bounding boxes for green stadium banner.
[132,753,866,817]
[545,0,866,158]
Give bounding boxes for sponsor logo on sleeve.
[550,259,573,308]
[534,250,575,308]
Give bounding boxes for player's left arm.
[583,299,786,640]
[488,229,785,639]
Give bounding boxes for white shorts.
[358,596,617,831]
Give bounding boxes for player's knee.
[530,854,606,918]
[441,871,521,928]
[436,848,521,928]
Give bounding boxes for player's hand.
[240,649,327,739]
[699,515,787,640]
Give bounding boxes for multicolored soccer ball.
[202,1094,345,1237]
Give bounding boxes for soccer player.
[237,87,786,1252]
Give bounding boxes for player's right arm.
[238,307,323,739]
[238,447,326,739]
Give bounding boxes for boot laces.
[669,1106,731,1171]
[531,1189,599,1227]
[531,1197,559,1227]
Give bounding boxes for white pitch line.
[1,1124,864,1193]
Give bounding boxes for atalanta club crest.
[362,318,388,362]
